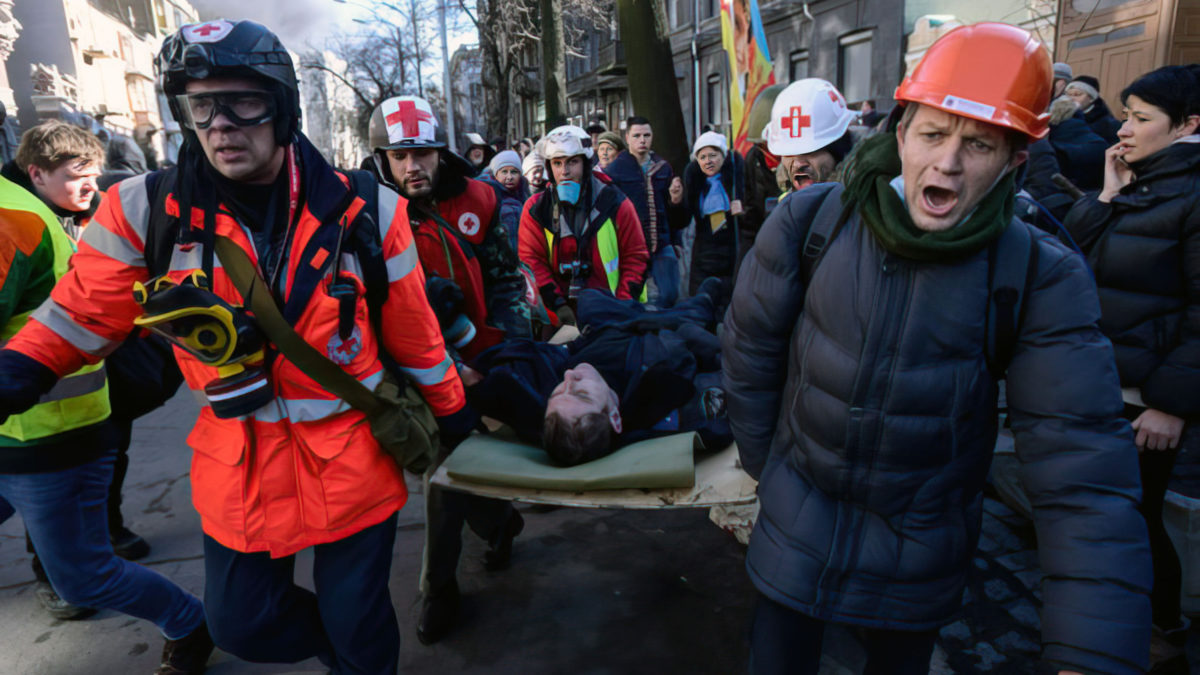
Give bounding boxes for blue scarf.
[700,175,730,216]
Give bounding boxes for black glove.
[436,403,482,453]
[0,350,60,424]
[555,304,576,326]
[425,276,466,330]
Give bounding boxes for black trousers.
[422,485,516,592]
[749,594,938,675]
[203,513,400,675]
[1139,445,1183,629]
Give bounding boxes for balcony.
[598,41,625,75]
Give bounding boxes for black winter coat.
[1083,98,1123,145]
[1064,141,1200,419]
[683,151,745,293]
[1049,113,1108,191]
[741,145,782,257]
[723,183,1151,674]
[606,150,687,252]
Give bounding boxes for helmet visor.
[174,91,276,129]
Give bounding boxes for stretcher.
[430,434,757,510]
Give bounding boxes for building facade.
[7,0,198,164]
[449,44,487,147]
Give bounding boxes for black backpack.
[795,187,1040,378]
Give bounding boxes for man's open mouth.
[921,185,958,217]
[792,172,814,191]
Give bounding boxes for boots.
[417,580,460,645]
[154,620,214,675]
[483,510,524,572]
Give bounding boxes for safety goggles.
[174,90,276,129]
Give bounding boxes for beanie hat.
[1053,62,1073,81]
[692,130,728,157]
[489,150,521,175]
[1066,76,1100,102]
[596,130,625,152]
[522,151,543,176]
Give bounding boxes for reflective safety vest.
[544,219,622,295]
[541,183,649,303]
[0,180,109,441]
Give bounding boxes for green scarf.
[840,133,1015,262]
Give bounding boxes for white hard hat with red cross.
[369,95,446,150]
[765,78,857,157]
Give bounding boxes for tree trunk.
[616,0,688,172]
[478,1,510,138]
[410,0,424,96]
[539,0,568,128]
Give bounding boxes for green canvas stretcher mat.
[433,434,757,510]
[441,430,701,491]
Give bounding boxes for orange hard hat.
[894,22,1052,139]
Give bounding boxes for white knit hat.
[692,131,728,157]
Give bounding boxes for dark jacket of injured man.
[468,283,732,465]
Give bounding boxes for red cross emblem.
[828,90,841,106]
[185,20,232,43]
[781,106,812,138]
[386,100,435,140]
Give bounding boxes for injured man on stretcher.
[460,279,733,466]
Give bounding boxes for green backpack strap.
[213,235,384,416]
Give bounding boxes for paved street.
[0,392,1190,674]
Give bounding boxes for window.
[705,0,719,20]
[706,73,723,126]
[838,31,872,104]
[788,50,809,82]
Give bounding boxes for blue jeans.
[650,245,681,308]
[203,513,400,675]
[0,448,204,638]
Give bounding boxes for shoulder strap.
[986,220,1040,377]
[342,170,386,328]
[799,185,853,288]
[142,168,180,278]
[213,235,384,415]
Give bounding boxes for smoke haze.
[188,0,341,50]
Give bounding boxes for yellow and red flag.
[720,0,776,155]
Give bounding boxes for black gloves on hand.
[425,277,466,330]
[0,350,60,424]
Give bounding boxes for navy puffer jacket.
[723,183,1151,674]
[1064,142,1200,419]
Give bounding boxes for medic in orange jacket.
[3,136,469,558]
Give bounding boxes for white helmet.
[546,124,594,159]
[540,130,587,161]
[764,78,857,157]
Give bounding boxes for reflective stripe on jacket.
[0,175,110,442]
[6,139,466,557]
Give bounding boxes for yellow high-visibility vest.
[0,177,109,441]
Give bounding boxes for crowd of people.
[0,15,1195,675]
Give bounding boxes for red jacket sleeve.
[518,194,562,305]
[613,198,649,300]
[376,187,466,417]
[8,179,150,376]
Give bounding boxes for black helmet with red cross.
[156,19,300,146]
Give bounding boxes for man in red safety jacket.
[519,129,648,323]
[368,95,528,645]
[368,95,531,362]
[0,20,474,673]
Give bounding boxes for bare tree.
[461,0,610,139]
[306,0,442,146]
